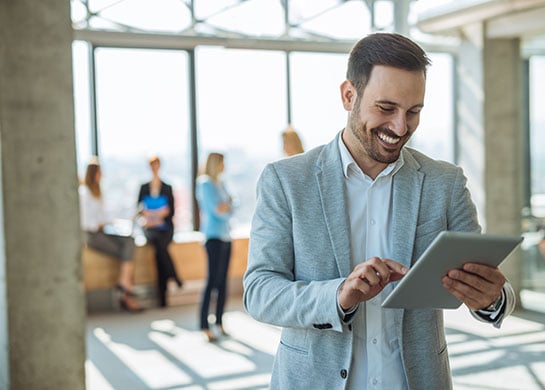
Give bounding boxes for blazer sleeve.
[243,164,345,332]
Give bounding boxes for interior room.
[1,0,545,388]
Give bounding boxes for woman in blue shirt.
[196,152,233,341]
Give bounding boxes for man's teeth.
[378,132,400,144]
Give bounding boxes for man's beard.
[349,108,411,164]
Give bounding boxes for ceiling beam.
[487,6,545,38]
[417,0,545,34]
[73,29,356,53]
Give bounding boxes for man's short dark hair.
[347,33,431,94]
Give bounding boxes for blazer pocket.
[415,216,446,239]
[414,217,446,260]
[279,329,308,356]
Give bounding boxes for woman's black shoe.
[116,284,137,297]
[120,296,144,313]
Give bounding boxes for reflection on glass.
[94,48,192,232]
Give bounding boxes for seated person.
[80,157,143,313]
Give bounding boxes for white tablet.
[381,231,523,309]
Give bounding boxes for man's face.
[342,65,426,174]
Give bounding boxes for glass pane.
[410,52,454,162]
[202,0,285,37]
[289,52,348,151]
[72,41,93,176]
[87,0,191,32]
[530,56,545,217]
[294,1,371,40]
[196,47,287,235]
[94,48,192,233]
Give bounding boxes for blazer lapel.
[315,135,352,277]
[391,149,424,268]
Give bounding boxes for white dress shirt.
[338,135,408,389]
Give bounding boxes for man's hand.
[338,257,408,311]
[442,263,505,311]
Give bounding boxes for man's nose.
[390,113,408,136]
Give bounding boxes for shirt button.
[372,338,377,344]
[372,378,378,385]
[370,219,376,225]
[340,369,348,379]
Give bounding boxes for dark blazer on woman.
[138,180,181,306]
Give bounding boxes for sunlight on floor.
[93,327,193,388]
[86,302,545,390]
[445,307,545,390]
[86,308,278,389]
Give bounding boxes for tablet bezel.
[381,231,522,309]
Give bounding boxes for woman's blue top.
[196,175,232,241]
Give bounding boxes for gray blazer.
[244,133,503,389]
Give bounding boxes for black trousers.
[144,227,181,307]
[200,238,231,329]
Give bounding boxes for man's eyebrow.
[375,99,398,106]
[375,100,424,109]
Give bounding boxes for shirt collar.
[338,130,405,179]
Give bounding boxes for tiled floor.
[86,296,545,390]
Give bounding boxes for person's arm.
[470,280,515,328]
[442,167,514,327]
[137,184,145,205]
[164,183,175,219]
[443,265,515,328]
[243,164,351,332]
[200,181,231,220]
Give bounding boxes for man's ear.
[340,80,357,111]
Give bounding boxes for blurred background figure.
[281,125,304,157]
[79,157,143,313]
[138,156,182,308]
[196,152,233,342]
[539,238,545,260]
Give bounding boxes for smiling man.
[243,33,514,389]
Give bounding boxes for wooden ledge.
[83,237,249,290]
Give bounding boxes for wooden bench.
[82,237,249,309]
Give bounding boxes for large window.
[73,46,455,236]
[410,53,454,162]
[74,46,193,233]
[289,52,349,150]
[73,41,93,173]
[196,48,288,235]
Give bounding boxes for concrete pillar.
[0,1,86,389]
[483,34,524,296]
[456,23,524,301]
[457,23,486,228]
